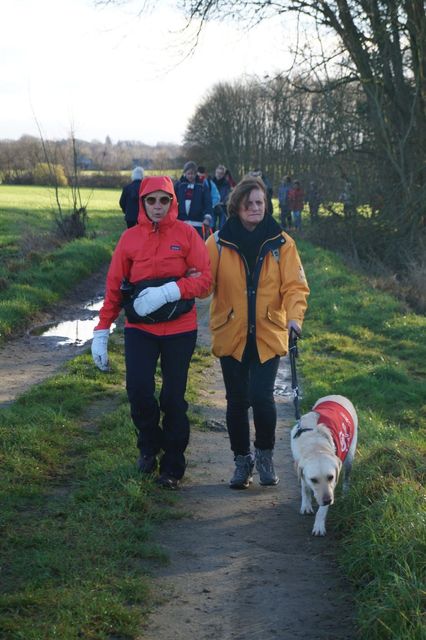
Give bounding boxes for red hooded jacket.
[289,186,304,211]
[95,175,212,336]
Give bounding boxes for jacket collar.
[218,214,285,255]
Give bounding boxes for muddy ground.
[0,267,108,407]
[0,270,357,639]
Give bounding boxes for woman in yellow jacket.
[205,176,309,489]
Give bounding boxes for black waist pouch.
[120,276,195,324]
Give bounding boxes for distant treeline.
[0,135,186,187]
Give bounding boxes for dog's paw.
[300,503,314,515]
[312,523,326,536]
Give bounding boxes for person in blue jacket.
[197,165,221,208]
[174,161,213,238]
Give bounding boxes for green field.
[0,185,123,341]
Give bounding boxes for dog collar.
[292,427,314,439]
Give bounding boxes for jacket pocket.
[266,307,286,330]
[211,307,234,330]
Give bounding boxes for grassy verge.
[0,328,212,639]
[0,186,123,342]
[298,240,425,639]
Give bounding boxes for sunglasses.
[144,195,172,206]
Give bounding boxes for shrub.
[75,172,127,189]
[33,163,68,187]
[1,171,34,185]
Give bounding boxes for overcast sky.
[1,0,299,145]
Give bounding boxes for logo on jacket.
[170,244,182,251]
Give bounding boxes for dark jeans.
[125,328,197,479]
[220,336,280,457]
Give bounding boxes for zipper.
[220,233,284,335]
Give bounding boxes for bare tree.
[184,74,369,191]
[182,1,425,190]
[33,119,90,239]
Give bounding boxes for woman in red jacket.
[288,180,305,231]
[91,175,212,489]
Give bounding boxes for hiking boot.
[229,454,254,489]
[255,448,279,486]
[137,455,157,474]
[156,472,180,490]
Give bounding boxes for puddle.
[32,319,102,346]
[274,358,292,396]
[273,356,303,407]
[84,299,104,312]
[29,296,115,347]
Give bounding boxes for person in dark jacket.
[213,164,232,230]
[306,181,321,222]
[119,166,144,228]
[174,161,213,238]
[278,175,293,229]
[197,166,221,209]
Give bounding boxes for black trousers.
[279,205,292,229]
[219,336,280,457]
[125,328,197,479]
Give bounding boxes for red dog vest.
[314,400,355,462]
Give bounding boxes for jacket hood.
[137,175,178,227]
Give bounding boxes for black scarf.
[225,215,277,275]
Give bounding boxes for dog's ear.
[300,411,320,429]
[334,457,342,480]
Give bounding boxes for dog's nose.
[322,498,332,506]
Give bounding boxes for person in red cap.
[91,175,212,489]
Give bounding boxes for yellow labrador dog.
[290,394,358,536]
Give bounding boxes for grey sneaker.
[255,448,279,486]
[229,454,254,489]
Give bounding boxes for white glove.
[91,329,110,371]
[133,282,181,317]
[288,320,301,337]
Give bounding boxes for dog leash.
[289,328,301,422]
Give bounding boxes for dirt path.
[140,297,356,640]
[0,275,357,638]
